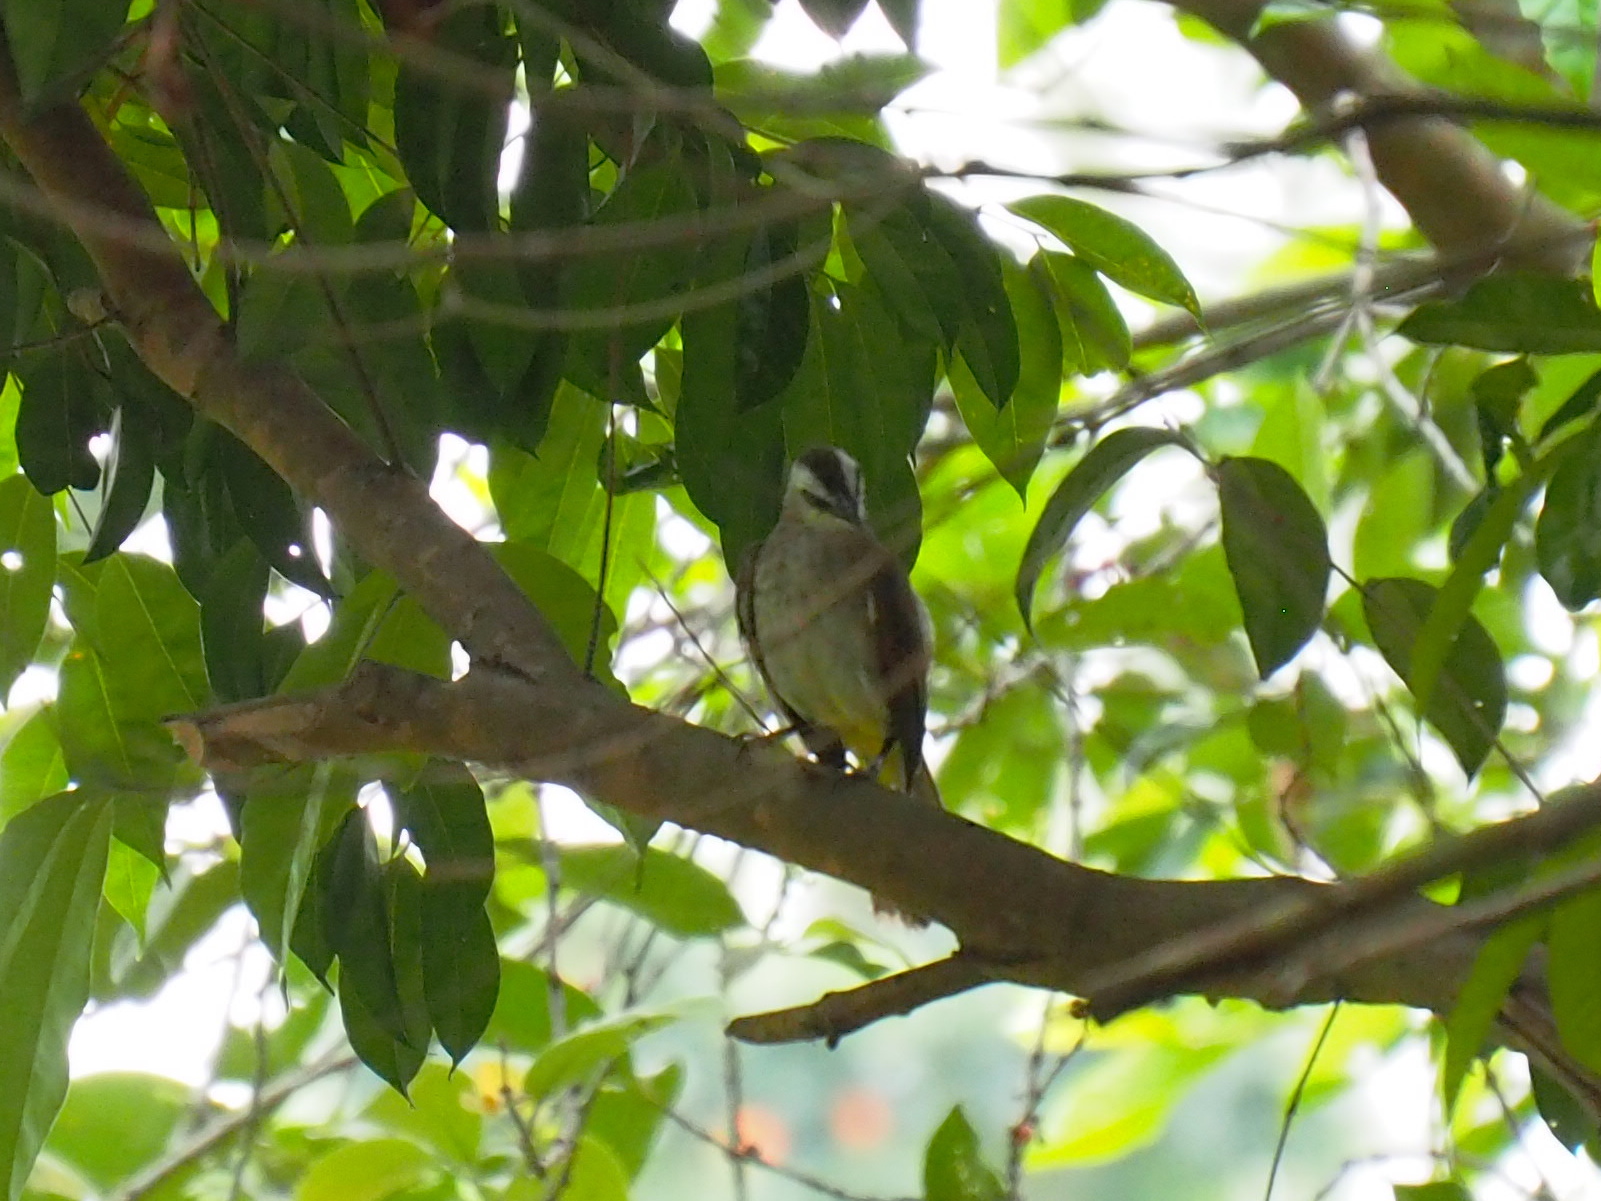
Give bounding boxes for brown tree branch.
[166,662,1597,1031]
[1162,0,1587,275]
[725,954,995,1046]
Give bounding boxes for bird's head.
[785,446,866,525]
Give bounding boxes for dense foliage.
[11,0,1601,1199]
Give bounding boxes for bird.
[735,446,940,811]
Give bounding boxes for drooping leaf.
[392,7,514,233]
[1015,427,1189,630]
[951,256,1061,496]
[1360,577,1507,776]
[14,350,102,495]
[420,878,498,1066]
[923,192,1019,407]
[0,790,113,1201]
[1215,456,1331,678]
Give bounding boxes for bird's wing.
[866,553,933,796]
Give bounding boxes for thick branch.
[170,663,1597,1027]
[1164,0,1587,274]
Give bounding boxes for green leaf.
[1442,913,1540,1111]
[420,879,498,1066]
[558,844,745,937]
[392,765,493,900]
[1010,195,1200,316]
[1360,578,1507,776]
[847,203,960,346]
[733,221,813,411]
[46,1072,190,1192]
[320,808,404,1039]
[924,192,1019,407]
[102,838,160,941]
[1353,453,1432,581]
[0,790,113,1201]
[522,1012,673,1100]
[2,0,129,106]
[1393,1182,1473,1201]
[0,474,55,696]
[295,1138,431,1201]
[55,641,181,792]
[1398,274,1601,353]
[1537,427,1601,609]
[1040,250,1130,373]
[923,1105,1005,1201]
[0,709,66,823]
[561,156,702,389]
[779,285,932,559]
[1015,427,1188,630]
[1549,887,1601,1076]
[950,256,1061,496]
[200,538,273,703]
[482,958,603,1054]
[92,554,209,720]
[392,7,513,233]
[1216,456,1331,678]
[83,405,157,564]
[15,351,101,495]
[238,765,350,958]
[676,233,788,566]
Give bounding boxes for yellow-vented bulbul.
[736,446,940,810]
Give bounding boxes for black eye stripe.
[797,448,850,498]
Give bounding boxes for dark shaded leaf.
[1361,577,1507,776]
[800,0,870,36]
[83,405,156,564]
[3,0,127,106]
[1216,457,1331,677]
[951,256,1061,496]
[15,351,102,495]
[0,474,54,696]
[319,808,405,1039]
[1399,274,1601,354]
[924,192,1018,406]
[420,879,498,1065]
[392,7,514,233]
[1015,427,1188,630]
[1537,365,1601,444]
[1537,428,1601,608]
